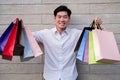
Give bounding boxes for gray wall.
[0,0,120,80]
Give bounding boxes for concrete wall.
[0,0,120,80]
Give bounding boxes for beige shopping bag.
[92,29,120,63]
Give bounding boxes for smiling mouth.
[59,22,66,26]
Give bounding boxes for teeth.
[60,23,65,25]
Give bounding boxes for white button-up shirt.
[32,27,81,80]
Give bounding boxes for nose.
[60,17,64,21]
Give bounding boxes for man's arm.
[32,31,44,43]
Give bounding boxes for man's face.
[54,11,70,29]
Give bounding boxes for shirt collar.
[52,27,70,35]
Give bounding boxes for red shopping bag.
[0,22,14,53]
[2,18,19,60]
[13,19,24,56]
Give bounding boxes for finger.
[96,17,102,25]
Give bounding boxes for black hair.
[54,5,72,17]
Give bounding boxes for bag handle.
[92,21,103,30]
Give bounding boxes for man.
[32,5,102,80]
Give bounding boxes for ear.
[68,17,70,21]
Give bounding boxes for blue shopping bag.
[22,27,34,58]
[75,21,95,62]
[77,30,89,61]
[0,22,14,53]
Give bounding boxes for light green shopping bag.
[88,31,107,64]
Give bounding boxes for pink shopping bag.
[83,35,89,63]
[88,31,107,64]
[92,29,120,63]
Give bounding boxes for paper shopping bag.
[24,27,43,57]
[76,22,95,61]
[92,29,120,63]
[74,26,94,52]
[83,35,89,63]
[22,27,34,59]
[77,30,89,61]
[14,19,24,56]
[2,18,19,60]
[88,31,107,64]
[0,22,14,53]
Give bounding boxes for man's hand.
[93,17,102,25]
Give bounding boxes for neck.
[56,27,66,35]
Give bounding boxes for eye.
[57,15,61,18]
[63,16,68,18]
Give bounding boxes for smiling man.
[32,5,102,80]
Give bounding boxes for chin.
[60,25,67,28]
[61,27,67,30]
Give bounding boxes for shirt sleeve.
[75,29,82,41]
[32,30,44,43]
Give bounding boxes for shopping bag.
[24,27,43,57]
[76,30,89,61]
[76,22,95,61]
[83,35,89,63]
[14,19,24,56]
[15,20,24,55]
[0,22,14,53]
[2,18,19,60]
[22,27,34,58]
[74,22,95,52]
[92,29,120,63]
[88,31,107,64]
